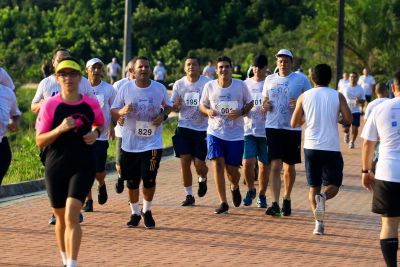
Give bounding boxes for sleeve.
[111,86,125,109]
[108,86,117,107]
[0,68,15,90]
[242,83,253,105]
[262,78,269,97]
[8,90,21,117]
[200,82,210,107]
[31,80,46,104]
[161,86,172,107]
[82,78,95,97]
[35,99,54,133]
[361,109,379,141]
[88,97,105,127]
[170,82,179,103]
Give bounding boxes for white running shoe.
[314,193,326,221]
[349,142,355,149]
[313,220,324,235]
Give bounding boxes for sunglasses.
[57,71,80,78]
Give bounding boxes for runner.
[202,60,216,79]
[338,72,349,91]
[35,58,104,267]
[106,57,121,85]
[171,56,210,206]
[358,67,375,111]
[199,55,253,214]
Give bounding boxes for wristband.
[241,108,245,116]
[361,169,372,174]
[94,128,101,137]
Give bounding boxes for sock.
[60,251,67,265]
[380,238,398,267]
[198,177,207,182]
[66,259,77,267]
[184,186,193,196]
[143,200,152,213]
[130,202,140,215]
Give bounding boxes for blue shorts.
[93,140,109,172]
[243,135,269,164]
[207,134,244,166]
[304,149,343,188]
[172,127,207,161]
[343,112,361,128]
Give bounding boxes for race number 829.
[135,121,156,137]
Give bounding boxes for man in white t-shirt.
[338,72,349,91]
[171,56,210,206]
[81,58,117,212]
[0,67,15,91]
[262,49,311,217]
[291,64,352,235]
[242,54,270,208]
[202,60,216,79]
[358,67,376,104]
[361,70,400,267]
[199,56,253,214]
[106,57,121,85]
[153,61,166,85]
[111,56,172,229]
[340,72,365,149]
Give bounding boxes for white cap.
[86,58,104,68]
[275,49,293,59]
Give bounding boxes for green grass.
[2,87,178,185]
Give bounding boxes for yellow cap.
[55,59,81,73]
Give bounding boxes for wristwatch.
[361,169,372,174]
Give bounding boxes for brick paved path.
[0,133,388,266]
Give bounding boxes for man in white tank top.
[291,64,352,235]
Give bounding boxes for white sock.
[60,251,67,265]
[66,259,77,267]
[320,192,326,200]
[143,200,152,213]
[130,202,140,215]
[184,186,193,196]
[198,177,207,182]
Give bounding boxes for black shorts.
[0,137,11,185]
[115,137,122,165]
[372,179,400,217]
[304,149,343,188]
[172,127,207,161]
[120,149,162,189]
[365,95,372,102]
[93,140,109,172]
[265,128,301,165]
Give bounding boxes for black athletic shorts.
[172,127,207,161]
[0,137,11,186]
[120,149,162,189]
[93,140,109,172]
[265,128,301,165]
[372,179,400,217]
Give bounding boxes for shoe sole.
[214,211,229,214]
[144,225,155,229]
[313,231,324,235]
[314,195,325,221]
[181,203,195,206]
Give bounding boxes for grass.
[2,87,177,185]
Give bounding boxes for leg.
[351,125,359,143]
[53,207,66,253]
[180,154,193,188]
[225,164,241,190]
[243,158,256,190]
[212,158,226,203]
[64,197,83,261]
[193,157,208,179]
[269,159,282,203]
[380,217,399,267]
[258,161,270,196]
[283,163,296,199]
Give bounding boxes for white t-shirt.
[262,72,311,131]
[364,97,389,122]
[113,77,132,138]
[202,65,216,79]
[171,75,210,131]
[340,84,365,114]
[153,66,166,81]
[92,81,117,140]
[302,87,340,151]
[111,80,172,152]
[0,85,21,139]
[107,62,121,77]
[32,75,95,104]
[200,79,253,141]
[361,98,400,183]
[358,75,376,96]
[338,79,349,91]
[244,78,267,137]
[0,67,15,91]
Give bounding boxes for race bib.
[252,93,262,107]
[135,121,155,137]
[218,101,238,115]
[184,92,200,106]
[96,95,105,108]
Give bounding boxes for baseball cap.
[86,58,104,68]
[275,49,293,59]
[55,58,81,73]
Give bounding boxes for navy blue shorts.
[172,127,207,161]
[93,140,109,172]
[343,112,361,127]
[207,134,244,166]
[365,95,372,103]
[304,149,343,188]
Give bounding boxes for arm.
[228,100,254,120]
[199,104,217,118]
[361,139,376,191]
[8,115,20,132]
[36,116,76,148]
[31,101,44,114]
[338,93,352,125]
[290,94,304,128]
[152,105,172,126]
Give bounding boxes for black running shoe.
[82,199,93,212]
[265,202,281,216]
[127,214,141,228]
[141,210,155,229]
[181,195,195,206]
[281,198,291,216]
[214,202,229,214]
[198,178,207,197]
[231,187,242,207]
[98,183,108,205]
[115,177,124,194]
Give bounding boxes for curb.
[0,146,175,199]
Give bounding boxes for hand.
[119,103,133,116]
[173,97,183,111]
[152,114,164,126]
[262,99,273,112]
[108,127,115,140]
[289,98,296,110]
[207,109,217,118]
[228,109,242,120]
[83,130,98,145]
[57,116,76,134]
[117,116,125,126]
[362,172,375,192]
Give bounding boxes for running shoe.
[98,183,108,205]
[115,177,124,194]
[82,199,93,212]
[313,220,324,235]
[314,193,326,221]
[344,133,350,144]
[257,195,267,208]
[181,195,195,206]
[48,214,56,225]
[141,210,155,229]
[214,202,229,214]
[79,213,84,223]
[231,187,242,207]
[265,202,281,216]
[281,198,292,216]
[243,188,256,206]
[198,178,207,197]
[127,214,141,228]
[349,142,355,149]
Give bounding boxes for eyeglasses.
[57,71,80,78]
